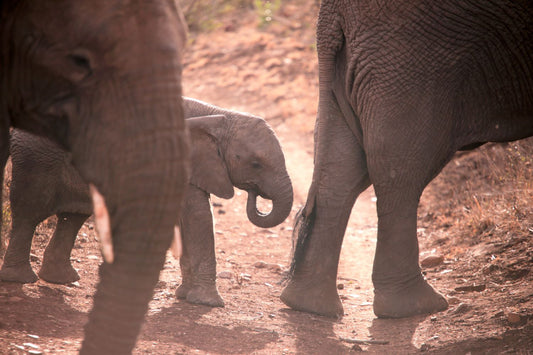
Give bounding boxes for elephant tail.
[285,201,316,281]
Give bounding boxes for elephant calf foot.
[176,283,224,307]
[280,278,344,318]
[0,262,38,283]
[373,276,448,318]
[38,262,80,284]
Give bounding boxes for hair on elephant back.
[1,1,190,353]
[2,98,293,312]
[281,0,533,320]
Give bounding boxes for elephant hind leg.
[367,121,453,318]
[281,86,370,317]
[39,213,89,284]
[370,194,448,318]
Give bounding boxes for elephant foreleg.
[39,213,89,284]
[281,90,370,317]
[176,185,223,307]
[0,216,40,283]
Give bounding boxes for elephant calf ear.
[187,115,234,199]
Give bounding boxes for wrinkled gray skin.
[1,1,189,354]
[281,0,533,319]
[1,97,293,308]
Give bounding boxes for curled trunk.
[246,177,293,228]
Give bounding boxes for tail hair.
[282,203,316,283]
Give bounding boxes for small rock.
[420,255,444,268]
[447,296,461,305]
[506,311,522,324]
[420,343,430,352]
[217,271,233,279]
[29,253,40,262]
[28,351,43,355]
[492,310,505,318]
[453,302,471,314]
[351,344,363,351]
[217,210,226,215]
[253,261,267,269]
[266,263,283,273]
[27,334,39,339]
[430,316,437,322]
[454,284,486,292]
[23,343,40,349]
[337,283,344,290]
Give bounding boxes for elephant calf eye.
[251,161,262,169]
[68,53,93,76]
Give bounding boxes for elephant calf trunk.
[246,182,293,229]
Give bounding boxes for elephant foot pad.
[38,264,80,284]
[0,263,39,283]
[280,279,344,318]
[373,279,449,318]
[176,283,225,307]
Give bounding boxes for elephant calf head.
[185,98,293,228]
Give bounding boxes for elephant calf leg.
[176,187,223,307]
[176,256,223,307]
[0,220,40,283]
[39,213,88,284]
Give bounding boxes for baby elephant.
[0,97,293,307]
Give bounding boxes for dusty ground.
[1,2,532,354]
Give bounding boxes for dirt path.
[1,3,532,354]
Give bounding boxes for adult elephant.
[281,0,533,319]
[1,1,190,354]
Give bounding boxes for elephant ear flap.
[187,115,234,199]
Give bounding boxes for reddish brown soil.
[1,2,532,354]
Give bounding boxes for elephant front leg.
[0,218,40,283]
[176,186,223,307]
[281,92,370,317]
[39,213,89,284]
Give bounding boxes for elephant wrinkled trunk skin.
[79,82,189,355]
[246,179,293,228]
